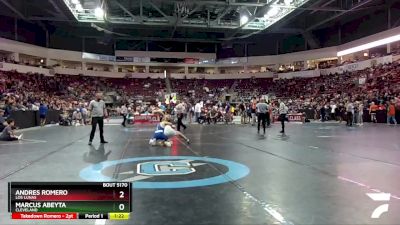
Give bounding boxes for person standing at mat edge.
[39,103,48,127]
[120,104,128,127]
[0,119,23,141]
[88,92,108,145]
[175,101,187,131]
[279,101,288,134]
[251,97,257,126]
[346,101,354,127]
[256,99,269,135]
[387,101,397,125]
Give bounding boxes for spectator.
[120,104,128,127]
[81,105,88,125]
[358,103,364,126]
[279,101,288,134]
[188,102,194,124]
[194,101,202,124]
[251,97,257,126]
[207,107,218,124]
[32,103,39,111]
[0,108,6,132]
[338,103,346,123]
[369,102,378,123]
[72,109,83,126]
[59,110,71,126]
[387,101,397,125]
[0,119,22,141]
[330,102,337,121]
[353,102,359,125]
[239,102,246,124]
[39,103,48,127]
[346,101,354,126]
[320,105,326,122]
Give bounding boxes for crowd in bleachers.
[0,71,165,113]
[1,60,400,127]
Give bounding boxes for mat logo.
[366,193,391,219]
[80,156,250,189]
[137,161,196,176]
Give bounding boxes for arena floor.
[1,121,400,225]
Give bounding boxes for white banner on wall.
[133,57,150,63]
[82,52,115,62]
[116,56,133,62]
[0,62,50,76]
[372,55,392,65]
[294,69,320,78]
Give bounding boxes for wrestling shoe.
[149,139,156,146]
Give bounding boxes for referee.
[256,98,269,135]
[88,92,108,145]
[175,101,187,131]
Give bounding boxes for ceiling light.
[95,7,104,19]
[240,15,249,25]
[284,0,292,5]
[71,0,80,5]
[238,7,250,25]
[265,6,279,18]
[337,34,400,56]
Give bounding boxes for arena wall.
[1,25,400,79]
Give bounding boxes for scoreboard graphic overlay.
[8,182,132,220]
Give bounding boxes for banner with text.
[274,70,320,80]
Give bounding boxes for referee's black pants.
[177,113,186,131]
[121,113,127,126]
[280,114,287,133]
[90,117,105,142]
[257,113,267,133]
[346,112,353,126]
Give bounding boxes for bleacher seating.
[1,61,400,115]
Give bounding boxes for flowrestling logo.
[367,193,391,219]
[80,156,250,189]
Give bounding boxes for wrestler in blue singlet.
[153,123,168,141]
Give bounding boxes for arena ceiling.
[0,0,399,55]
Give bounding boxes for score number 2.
[119,191,125,210]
